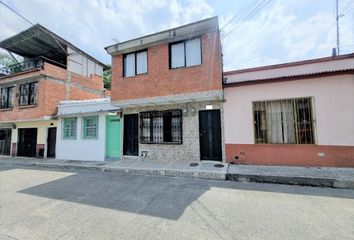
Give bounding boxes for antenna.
[336,0,340,55]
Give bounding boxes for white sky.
[0,0,353,70]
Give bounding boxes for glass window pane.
[136,51,147,74]
[171,42,185,68]
[124,53,135,77]
[186,38,201,66]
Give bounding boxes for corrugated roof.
[224,53,354,84]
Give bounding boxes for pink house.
[223,53,354,167]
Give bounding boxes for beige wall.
[224,74,354,146]
[12,120,57,144]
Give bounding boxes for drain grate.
[189,163,199,167]
[214,164,224,168]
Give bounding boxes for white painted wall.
[67,47,103,77]
[224,74,354,146]
[56,114,106,161]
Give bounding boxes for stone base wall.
[123,101,226,162]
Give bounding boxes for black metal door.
[47,127,56,158]
[123,114,139,156]
[18,128,37,157]
[0,129,12,155]
[199,110,222,161]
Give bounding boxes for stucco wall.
[56,114,106,161]
[224,74,354,146]
[123,101,226,162]
[11,120,57,144]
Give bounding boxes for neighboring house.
[105,17,225,162]
[223,53,354,167]
[56,98,121,161]
[0,24,106,158]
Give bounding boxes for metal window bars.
[253,97,315,144]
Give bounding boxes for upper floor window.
[253,97,315,144]
[63,117,77,139]
[0,86,14,109]
[140,110,182,144]
[19,82,38,106]
[170,37,201,69]
[82,116,99,139]
[123,50,147,77]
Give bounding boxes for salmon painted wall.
[224,74,354,167]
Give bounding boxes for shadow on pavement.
[11,167,354,220]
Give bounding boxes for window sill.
[0,108,13,112]
[140,142,183,145]
[123,73,148,79]
[169,64,202,71]
[18,104,37,109]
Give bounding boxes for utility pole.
[336,0,340,55]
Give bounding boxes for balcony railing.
[0,57,45,77]
[0,57,66,77]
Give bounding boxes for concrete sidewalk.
[1,156,353,188]
[227,164,354,189]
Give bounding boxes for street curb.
[226,173,354,189]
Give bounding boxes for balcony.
[0,57,66,78]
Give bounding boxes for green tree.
[103,65,112,90]
[0,52,17,67]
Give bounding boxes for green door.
[105,115,122,159]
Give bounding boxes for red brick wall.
[0,63,104,121]
[111,32,222,101]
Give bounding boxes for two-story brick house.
[0,24,106,158]
[105,17,225,162]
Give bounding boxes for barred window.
[253,97,315,144]
[140,110,182,144]
[19,82,38,106]
[0,86,14,109]
[83,116,98,139]
[63,117,77,139]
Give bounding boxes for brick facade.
[111,32,222,101]
[0,62,104,122]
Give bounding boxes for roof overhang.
[0,24,106,67]
[111,90,223,108]
[57,98,121,117]
[224,54,354,84]
[105,16,219,55]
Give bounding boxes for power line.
[0,0,34,26]
[223,0,273,39]
[340,0,354,15]
[220,0,261,31]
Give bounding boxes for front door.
[18,128,37,157]
[123,114,138,156]
[0,129,12,155]
[47,127,56,158]
[199,110,222,161]
[105,115,122,158]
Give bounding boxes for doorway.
[17,128,37,157]
[123,114,138,156]
[0,129,12,155]
[199,110,222,161]
[105,115,122,159]
[47,127,56,158]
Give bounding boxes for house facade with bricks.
[105,17,225,162]
[223,53,354,168]
[0,24,106,158]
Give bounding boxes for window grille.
[0,86,13,109]
[83,116,98,139]
[140,110,182,144]
[63,117,77,139]
[253,97,315,144]
[19,82,37,106]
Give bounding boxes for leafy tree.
[0,52,17,67]
[103,65,112,90]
